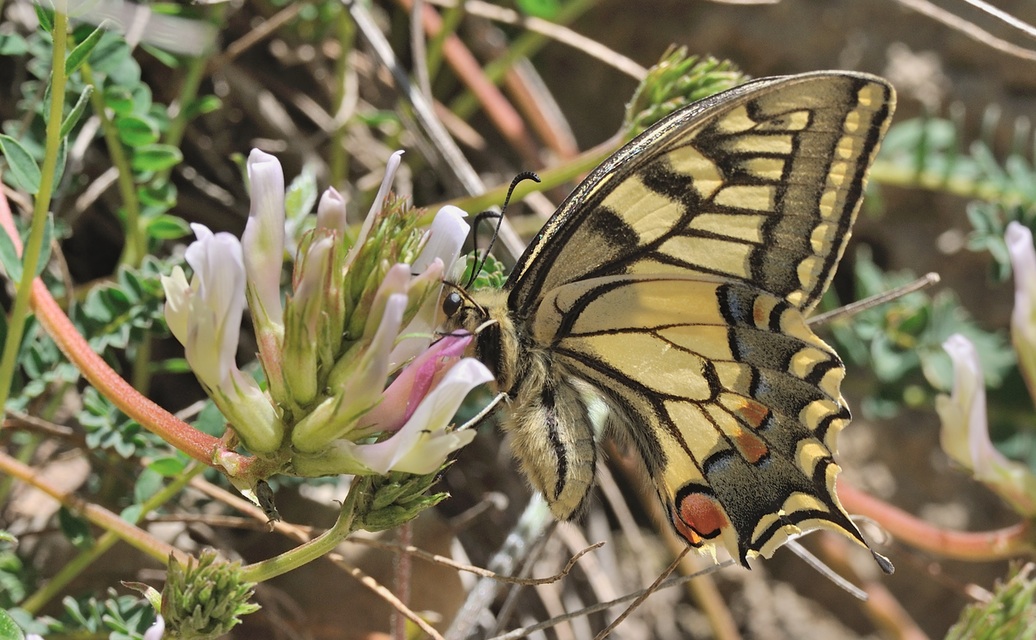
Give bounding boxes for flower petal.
[414,204,469,277]
[161,265,191,346]
[344,150,404,268]
[242,149,286,327]
[183,224,247,389]
[363,334,473,433]
[348,357,492,474]
[938,334,999,472]
[1007,221,1036,399]
[316,186,348,234]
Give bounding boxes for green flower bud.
[161,550,259,639]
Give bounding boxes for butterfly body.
[444,71,895,571]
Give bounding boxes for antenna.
[465,171,541,288]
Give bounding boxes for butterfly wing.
[495,71,896,568]
[507,71,894,315]
[531,275,887,568]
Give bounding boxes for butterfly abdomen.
[505,351,598,520]
[442,286,600,518]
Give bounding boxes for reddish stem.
[840,483,1036,561]
[0,191,225,466]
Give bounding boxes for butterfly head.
[440,285,518,392]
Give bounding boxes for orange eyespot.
[442,291,464,317]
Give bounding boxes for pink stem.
[0,190,225,466]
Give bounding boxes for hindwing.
[530,276,883,566]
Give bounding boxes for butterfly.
[441,71,896,572]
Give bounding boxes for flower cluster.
[162,150,490,480]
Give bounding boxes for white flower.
[389,204,470,368]
[164,224,245,391]
[350,357,491,474]
[241,149,286,331]
[316,186,348,234]
[143,614,165,640]
[163,148,482,475]
[161,223,283,453]
[1006,221,1036,399]
[291,290,408,453]
[937,334,1036,515]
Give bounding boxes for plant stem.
[20,463,207,614]
[423,132,622,223]
[0,6,70,417]
[840,483,1036,561]
[81,61,146,268]
[239,476,365,582]
[869,158,1036,210]
[0,450,188,565]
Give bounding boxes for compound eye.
[442,291,464,318]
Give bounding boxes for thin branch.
[961,0,1036,43]
[891,0,1036,61]
[487,560,735,640]
[423,0,647,80]
[330,556,447,640]
[594,548,690,640]
[0,450,187,564]
[358,537,604,585]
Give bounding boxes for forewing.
[532,275,874,566]
[508,72,895,315]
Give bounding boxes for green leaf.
[0,33,28,56]
[0,135,42,194]
[129,143,182,172]
[185,95,222,119]
[141,43,179,68]
[0,608,26,640]
[133,468,163,504]
[148,456,187,477]
[102,84,135,116]
[116,114,159,147]
[0,215,53,283]
[145,214,190,240]
[34,4,53,33]
[0,225,23,283]
[60,85,94,138]
[139,181,176,207]
[88,33,138,85]
[65,24,106,75]
[120,504,143,525]
[57,507,93,550]
[285,167,318,222]
[52,138,67,193]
